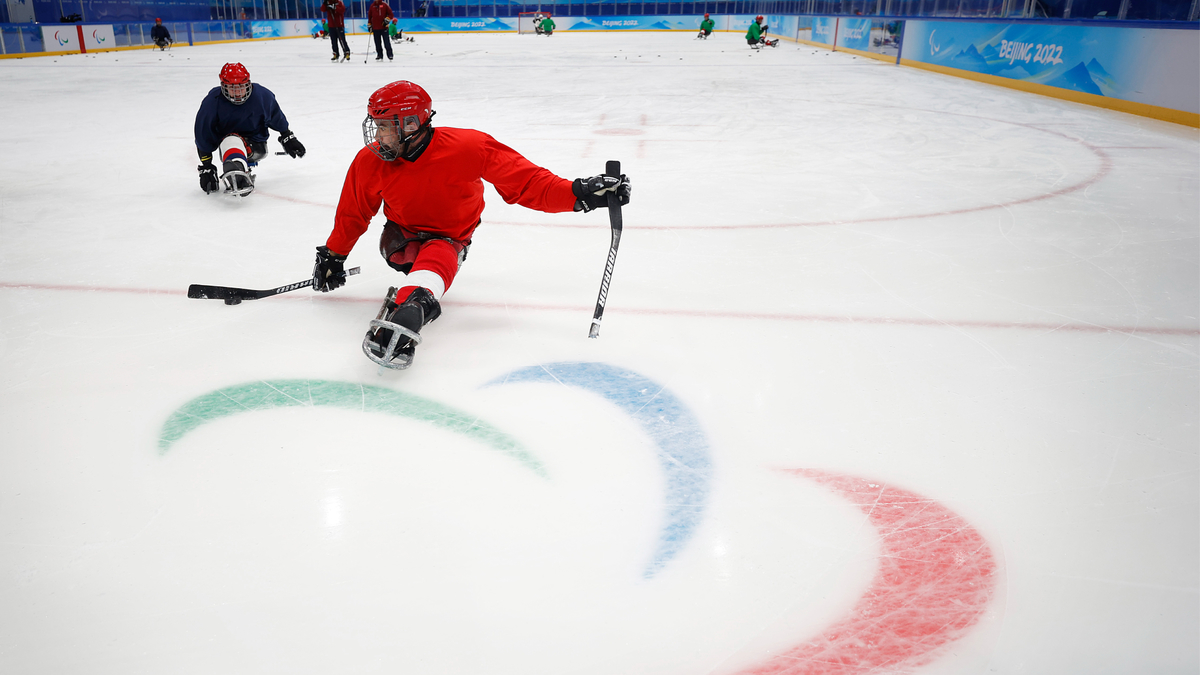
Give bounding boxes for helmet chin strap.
[399,115,436,162]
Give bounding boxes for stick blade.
[187,284,258,302]
[187,284,236,300]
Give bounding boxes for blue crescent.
[486,362,712,579]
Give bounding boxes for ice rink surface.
[1,29,1197,674]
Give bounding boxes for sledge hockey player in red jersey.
[311,81,631,370]
[194,63,306,197]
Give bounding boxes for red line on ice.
[0,283,1195,336]
[258,108,1113,232]
[735,469,999,675]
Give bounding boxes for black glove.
[572,173,631,213]
[198,158,218,194]
[313,246,348,292]
[280,131,306,158]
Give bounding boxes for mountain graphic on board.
[996,64,1033,79]
[1048,62,1104,96]
[979,41,1024,74]
[950,43,989,71]
[1085,58,1119,96]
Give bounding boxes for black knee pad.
[379,222,417,273]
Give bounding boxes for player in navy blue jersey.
[150,18,172,50]
[193,63,306,197]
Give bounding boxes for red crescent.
[735,469,999,674]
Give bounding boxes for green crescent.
[157,379,546,477]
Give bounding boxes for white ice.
[0,31,1197,674]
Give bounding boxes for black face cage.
[362,113,430,161]
[221,81,253,105]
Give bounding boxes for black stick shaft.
[188,267,361,302]
[589,160,623,338]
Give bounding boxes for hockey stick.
[188,267,361,305]
[588,160,623,339]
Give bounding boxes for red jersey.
[321,0,345,29]
[326,127,577,256]
[367,0,394,30]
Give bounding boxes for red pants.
[379,220,472,303]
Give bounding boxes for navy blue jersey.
[193,84,290,157]
[151,24,170,40]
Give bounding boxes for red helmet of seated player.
[219,62,252,105]
[362,80,435,161]
[756,15,764,21]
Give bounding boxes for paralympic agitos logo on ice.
[156,362,1002,672]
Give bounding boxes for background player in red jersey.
[320,0,350,61]
[368,0,394,61]
[311,80,631,370]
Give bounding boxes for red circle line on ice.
[258,109,1111,231]
[735,469,1000,675]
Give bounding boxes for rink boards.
[2,14,1196,125]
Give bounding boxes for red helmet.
[756,15,764,21]
[219,63,252,105]
[155,17,162,23]
[363,81,435,161]
[704,12,709,17]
